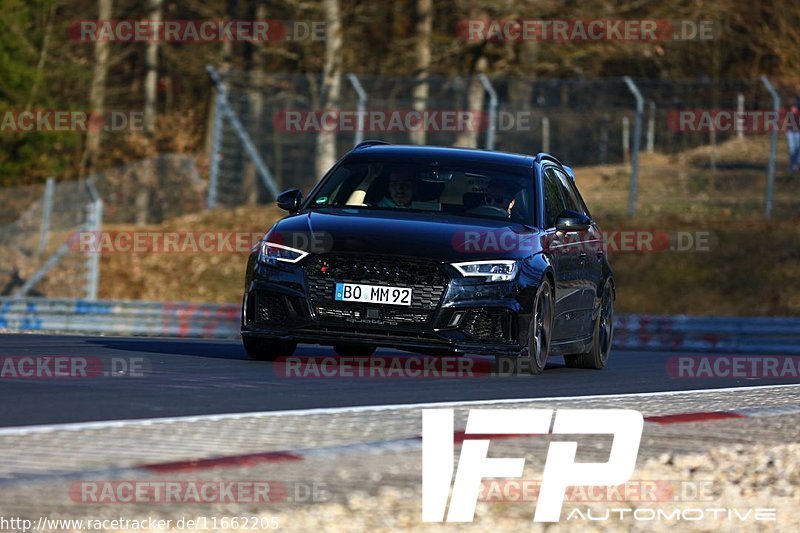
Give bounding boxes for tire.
[242,337,297,361]
[496,278,553,375]
[333,343,376,357]
[565,280,614,370]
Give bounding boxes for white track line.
[1,382,799,437]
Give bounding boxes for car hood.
[265,207,542,262]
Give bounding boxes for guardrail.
[0,298,239,338]
[615,315,800,354]
[1,298,799,354]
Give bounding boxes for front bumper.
[241,325,525,356]
[241,254,537,357]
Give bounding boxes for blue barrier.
[1,297,798,354]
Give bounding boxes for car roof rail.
[562,165,576,181]
[354,140,392,149]
[535,152,563,166]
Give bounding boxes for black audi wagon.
[241,142,615,373]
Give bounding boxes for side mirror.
[276,189,303,213]
[555,209,591,232]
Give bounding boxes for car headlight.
[451,260,517,282]
[257,241,308,265]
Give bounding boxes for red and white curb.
[3,401,798,486]
[136,405,800,473]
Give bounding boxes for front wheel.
[242,337,297,361]
[565,280,614,370]
[497,279,553,375]
[525,279,554,374]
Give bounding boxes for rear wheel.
[242,337,297,361]
[565,281,614,369]
[333,343,376,357]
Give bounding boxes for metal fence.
[0,179,96,299]
[0,154,204,300]
[208,71,800,218]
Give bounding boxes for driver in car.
[376,169,418,208]
[484,179,519,216]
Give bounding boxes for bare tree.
[25,0,57,112]
[507,35,538,107]
[453,1,490,149]
[242,1,266,205]
[137,0,163,225]
[143,0,161,135]
[454,54,487,148]
[314,0,343,182]
[410,0,432,145]
[80,0,113,178]
[203,0,237,193]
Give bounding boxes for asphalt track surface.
[0,334,795,428]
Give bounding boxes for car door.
[551,167,599,338]
[541,166,585,341]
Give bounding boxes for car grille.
[463,308,514,343]
[305,254,449,326]
[314,303,432,324]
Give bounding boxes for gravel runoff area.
[254,441,800,533]
[0,385,798,532]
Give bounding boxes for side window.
[542,168,566,228]
[552,169,580,213]
[572,182,592,219]
[553,168,590,217]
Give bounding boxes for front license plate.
[334,283,413,306]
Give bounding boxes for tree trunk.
[454,55,487,148]
[80,0,113,179]
[137,0,163,226]
[26,1,56,112]
[508,42,537,110]
[410,0,432,146]
[143,0,161,136]
[314,0,343,184]
[242,2,267,205]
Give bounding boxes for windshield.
[308,159,535,223]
